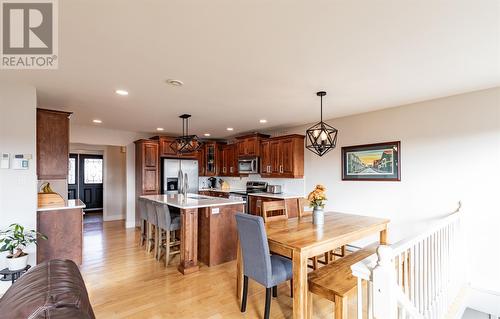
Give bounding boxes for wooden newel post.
[372,245,396,319]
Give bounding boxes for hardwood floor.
[81,220,360,318]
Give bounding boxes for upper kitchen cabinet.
[219,143,238,176]
[201,141,221,177]
[153,136,198,158]
[236,133,270,158]
[36,108,72,180]
[260,134,305,178]
[135,139,159,196]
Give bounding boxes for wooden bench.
[308,243,378,319]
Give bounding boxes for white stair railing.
[352,203,463,319]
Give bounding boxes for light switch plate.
[211,208,220,215]
[0,153,9,169]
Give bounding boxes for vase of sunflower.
[307,184,327,225]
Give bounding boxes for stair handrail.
[351,202,463,319]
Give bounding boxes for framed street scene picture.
[341,141,401,181]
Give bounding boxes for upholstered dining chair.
[145,200,159,256]
[154,202,181,266]
[235,213,293,319]
[138,198,148,247]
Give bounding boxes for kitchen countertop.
[247,193,304,199]
[198,188,247,193]
[141,193,246,209]
[37,199,86,212]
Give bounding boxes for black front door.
[68,154,78,200]
[79,154,103,211]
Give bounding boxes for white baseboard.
[103,214,125,222]
[125,220,137,228]
[467,286,500,316]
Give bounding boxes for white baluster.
[372,245,397,319]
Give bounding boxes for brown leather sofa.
[0,259,95,319]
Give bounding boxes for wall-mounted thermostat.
[0,153,9,169]
[12,154,30,170]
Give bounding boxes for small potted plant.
[0,224,47,271]
[307,184,328,225]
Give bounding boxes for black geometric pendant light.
[305,91,338,157]
[170,114,203,154]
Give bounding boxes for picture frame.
[341,141,401,181]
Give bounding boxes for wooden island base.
[178,204,245,275]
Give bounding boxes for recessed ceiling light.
[259,119,267,123]
[115,89,128,96]
[93,119,102,124]
[166,79,184,87]
[226,127,234,131]
[157,128,164,131]
[204,133,211,137]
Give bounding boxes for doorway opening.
[68,153,104,218]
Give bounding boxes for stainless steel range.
[228,181,268,213]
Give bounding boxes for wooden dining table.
[236,211,390,319]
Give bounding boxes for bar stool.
[145,200,159,257]
[155,203,181,266]
[138,198,148,247]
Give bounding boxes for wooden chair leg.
[140,220,144,246]
[264,287,272,319]
[341,245,346,257]
[165,230,171,266]
[240,275,248,312]
[334,295,348,319]
[156,228,163,261]
[146,222,153,253]
[154,225,160,259]
[324,251,331,264]
[312,256,319,270]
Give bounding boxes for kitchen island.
[37,199,86,265]
[141,194,245,274]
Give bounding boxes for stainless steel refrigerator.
[162,159,199,194]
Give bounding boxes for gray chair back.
[235,213,273,287]
[145,200,158,225]
[155,202,172,230]
[138,198,148,221]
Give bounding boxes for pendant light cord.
[320,95,323,122]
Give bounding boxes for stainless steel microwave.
[238,157,259,174]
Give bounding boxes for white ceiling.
[2,0,500,138]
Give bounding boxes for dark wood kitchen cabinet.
[260,134,304,178]
[219,144,238,176]
[153,136,198,158]
[236,133,270,157]
[201,141,221,176]
[135,139,159,196]
[36,108,72,180]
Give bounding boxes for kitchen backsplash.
[199,175,305,195]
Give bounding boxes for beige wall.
[0,84,37,268]
[269,87,500,292]
[70,144,126,221]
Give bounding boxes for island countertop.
[141,193,245,209]
[37,199,86,212]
